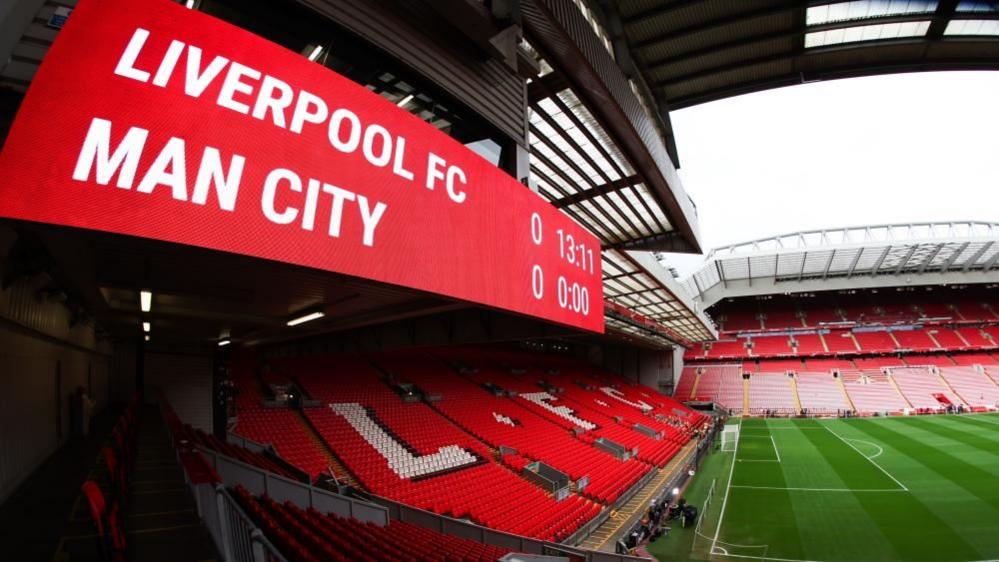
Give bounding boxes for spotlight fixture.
[218,339,231,347]
[140,290,152,312]
[287,310,325,327]
[142,321,150,333]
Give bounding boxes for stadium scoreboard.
[0,0,604,333]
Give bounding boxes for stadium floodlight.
[144,334,150,342]
[140,290,152,312]
[396,94,414,108]
[306,44,323,62]
[142,321,150,333]
[185,0,195,8]
[287,311,324,327]
[218,339,231,347]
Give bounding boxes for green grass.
[647,413,999,562]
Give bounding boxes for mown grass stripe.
[893,416,999,457]
[798,420,981,562]
[847,419,999,512]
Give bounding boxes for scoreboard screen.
[0,0,604,332]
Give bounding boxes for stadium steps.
[887,331,902,349]
[886,373,915,409]
[689,368,703,400]
[293,410,360,488]
[846,333,862,352]
[742,378,750,414]
[818,332,830,353]
[576,439,698,552]
[836,374,858,412]
[926,331,944,350]
[954,330,973,347]
[934,367,969,405]
[789,375,803,414]
[982,365,999,389]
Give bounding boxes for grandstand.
[1,0,998,561]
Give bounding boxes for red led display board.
[0,0,603,332]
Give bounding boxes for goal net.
[720,425,739,452]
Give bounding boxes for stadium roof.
[682,221,999,307]
[606,0,999,110]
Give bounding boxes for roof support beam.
[846,249,865,279]
[927,0,960,39]
[942,241,970,272]
[894,245,920,275]
[962,241,993,272]
[822,249,836,280]
[919,243,944,273]
[798,250,811,282]
[716,260,727,289]
[984,249,999,271]
[868,246,892,277]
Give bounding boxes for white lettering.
[216,62,261,114]
[136,137,188,201]
[151,40,185,87]
[322,183,355,238]
[184,46,230,98]
[251,76,293,129]
[327,108,361,152]
[357,195,387,247]
[191,147,245,211]
[72,118,148,189]
[289,90,328,134]
[261,168,300,224]
[114,28,152,82]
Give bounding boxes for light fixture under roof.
[287,311,325,327]
[140,290,152,313]
[142,321,150,333]
[306,44,324,62]
[144,334,150,342]
[396,94,414,108]
[218,339,231,347]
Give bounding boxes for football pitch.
[648,413,999,562]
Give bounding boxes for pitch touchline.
[710,551,822,562]
[711,419,742,554]
[729,485,905,492]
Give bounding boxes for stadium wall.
[0,228,111,503]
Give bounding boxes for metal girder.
[798,249,810,281]
[716,260,727,289]
[984,249,999,271]
[846,249,865,279]
[919,243,944,273]
[963,241,993,272]
[822,249,836,280]
[894,245,920,275]
[927,0,960,39]
[869,245,893,276]
[942,241,970,272]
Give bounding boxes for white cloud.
[663,71,999,276]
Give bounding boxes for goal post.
[720,424,739,452]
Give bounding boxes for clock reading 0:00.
[530,265,590,317]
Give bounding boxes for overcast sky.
[661,71,999,277]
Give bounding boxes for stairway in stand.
[577,439,699,552]
[294,409,360,488]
